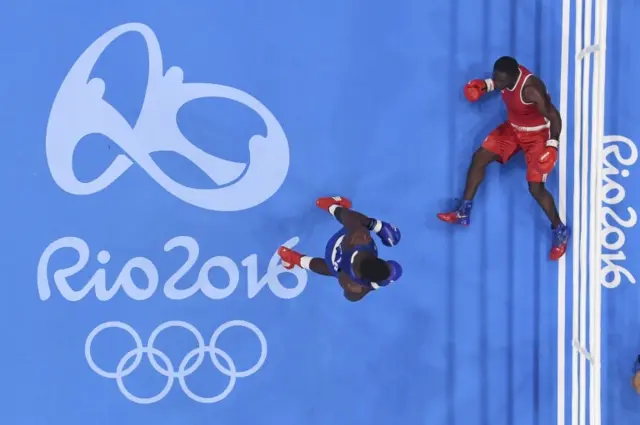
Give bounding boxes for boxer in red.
[437,56,570,260]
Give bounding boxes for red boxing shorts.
[481,121,552,182]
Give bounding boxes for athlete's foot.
[278,246,304,270]
[549,223,570,261]
[437,200,472,226]
[316,196,352,212]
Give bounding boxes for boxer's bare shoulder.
[522,75,549,104]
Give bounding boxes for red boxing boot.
[316,196,352,212]
[278,246,304,270]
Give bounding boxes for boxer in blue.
[278,196,402,302]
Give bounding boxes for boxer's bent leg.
[309,258,334,276]
[279,246,334,275]
[522,134,562,228]
[528,182,562,228]
[462,147,500,200]
[318,197,380,231]
[298,256,334,276]
[332,206,374,229]
[463,123,518,200]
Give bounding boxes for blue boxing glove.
[371,260,402,289]
[368,219,401,247]
[387,260,402,282]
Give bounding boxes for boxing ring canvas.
[0,1,638,425]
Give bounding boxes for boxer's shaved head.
[493,56,519,76]
[492,56,520,90]
[359,256,391,282]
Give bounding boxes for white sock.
[328,205,339,216]
[300,256,312,269]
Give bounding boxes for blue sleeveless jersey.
[324,227,378,288]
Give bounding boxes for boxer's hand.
[633,372,640,394]
[537,139,559,174]
[369,220,401,247]
[464,79,494,102]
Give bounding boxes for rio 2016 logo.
[37,235,307,302]
[42,22,306,404]
[600,135,638,288]
[45,22,290,212]
[85,320,267,404]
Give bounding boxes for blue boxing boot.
[549,223,570,261]
[437,200,473,226]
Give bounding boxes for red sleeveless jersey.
[501,65,549,128]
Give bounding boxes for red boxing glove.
[464,78,495,102]
[537,139,559,174]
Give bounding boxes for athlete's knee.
[528,182,546,199]
[343,290,366,302]
[471,147,498,168]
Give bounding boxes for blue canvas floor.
[0,1,638,424]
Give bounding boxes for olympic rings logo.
[85,320,267,404]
